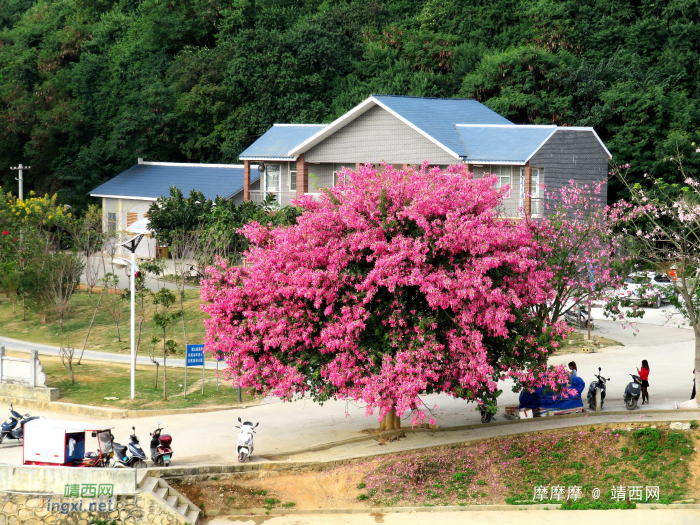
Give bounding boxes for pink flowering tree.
[525,181,628,330]
[201,164,572,428]
[610,153,700,406]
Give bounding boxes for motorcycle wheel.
[0,433,4,445]
[655,295,662,309]
[480,411,493,424]
[626,398,638,411]
[588,398,596,411]
[135,460,148,469]
[238,451,246,463]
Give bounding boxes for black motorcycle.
[112,427,148,468]
[624,374,643,410]
[564,306,594,329]
[0,403,43,444]
[586,367,609,411]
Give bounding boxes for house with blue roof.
[239,95,611,216]
[89,160,258,258]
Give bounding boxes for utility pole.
[10,164,30,200]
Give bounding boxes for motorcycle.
[586,367,609,411]
[236,417,259,463]
[624,374,643,411]
[150,420,173,467]
[113,427,148,468]
[0,403,44,444]
[564,306,594,330]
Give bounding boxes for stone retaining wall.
[0,492,189,525]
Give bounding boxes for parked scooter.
[624,374,643,410]
[236,417,259,463]
[586,367,609,411]
[0,403,44,444]
[150,421,173,467]
[112,427,148,468]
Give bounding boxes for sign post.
[186,344,204,398]
[215,351,224,392]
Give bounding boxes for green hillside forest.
[1,0,699,210]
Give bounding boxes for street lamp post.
[116,234,145,400]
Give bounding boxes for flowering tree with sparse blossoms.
[525,180,627,329]
[201,164,572,428]
[610,152,700,406]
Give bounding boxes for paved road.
[208,509,700,525]
[82,254,198,292]
[0,335,220,370]
[0,318,698,467]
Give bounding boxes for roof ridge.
[138,162,248,168]
[272,123,326,127]
[372,94,480,102]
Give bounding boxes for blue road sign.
[186,344,205,367]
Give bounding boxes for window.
[333,164,348,187]
[519,168,542,216]
[126,212,138,227]
[265,164,281,193]
[290,164,297,191]
[107,212,117,232]
[479,166,512,194]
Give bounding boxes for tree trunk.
[694,330,700,406]
[115,320,121,342]
[379,407,401,430]
[163,338,167,401]
[154,362,159,389]
[79,290,104,364]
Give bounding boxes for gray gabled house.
[239,95,611,216]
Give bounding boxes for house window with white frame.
[519,167,542,217]
[107,212,117,233]
[265,164,281,193]
[289,163,297,191]
[479,165,512,196]
[333,164,348,187]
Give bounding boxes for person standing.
[637,360,650,404]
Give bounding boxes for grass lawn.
[359,426,698,508]
[7,350,255,409]
[0,288,206,357]
[172,425,700,512]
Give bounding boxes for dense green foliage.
[1,0,700,210]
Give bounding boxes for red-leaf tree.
[201,164,571,427]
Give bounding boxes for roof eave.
[89,194,158,201]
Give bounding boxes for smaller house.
[89,160,258,258]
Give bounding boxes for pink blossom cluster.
[200,163,571,423]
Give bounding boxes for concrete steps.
[138,474,200,524]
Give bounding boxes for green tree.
[152,288,181,400]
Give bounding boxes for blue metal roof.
[89,163,260,201]
[455,125,557,163]
[239,124,326,159]
[373,95,513,156]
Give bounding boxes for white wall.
[102,198,157,259]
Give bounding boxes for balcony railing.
[498,198,543,219]
[249,190,323,208]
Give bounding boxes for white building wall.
[102,197,157,260]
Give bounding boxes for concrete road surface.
[0,318,698,467]
[207,509,700,525]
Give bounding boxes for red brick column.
[296,154,308,198]
[524,164,532,217]
[243,160,251,202]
